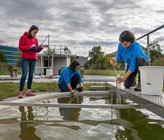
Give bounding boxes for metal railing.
[136,24,164,60]
[42,45,71,56]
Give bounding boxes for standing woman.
[18,25,44,98]
[110,30,149,91]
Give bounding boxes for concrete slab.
[0,75,116,83]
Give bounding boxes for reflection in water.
[0,95,164,139]
[112,108,164,140]
[57,96,83,121]
[19,106,41,140]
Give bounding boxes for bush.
[152,56,164,66]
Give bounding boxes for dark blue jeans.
[58,73,80,92]
[19,58,36,91]
[124,56,149,88]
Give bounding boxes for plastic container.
[46,68,53,77]
[139,66,164,95]
[10,69,17,77]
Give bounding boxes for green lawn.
[0,69,122,99]
[0,69,125,76]
[84,69,125,76]
[0,82,105,99]
[0,69,163,99]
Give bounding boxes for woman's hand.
[116,75,126,84]
[70,90,75,94]
[76,86,83,92]
[40,44,44,48]
[110,57,117,66]
[116,70,132,84]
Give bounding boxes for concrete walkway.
[0,75,116,110]
[0,91,139,112]
[0,75,116,83]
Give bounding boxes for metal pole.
[52,51,54,75]
[147,35,150,62]
[48,34,50,55]
[48,34,50,69]
[60,45,61,55]
[116,74,121,104]
[41,56,43,77]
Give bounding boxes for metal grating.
[107,82,164,107]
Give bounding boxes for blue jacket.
[116,42,149,72]
[58,66,83,86]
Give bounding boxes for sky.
[0,0,163,56]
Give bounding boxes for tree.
[0,51,7,63]
[149,42,163,64]
[88,46,104,69]
[71,55,77,62]
[16,51,22,67]
[152,55,164,66]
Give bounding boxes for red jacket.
[19,32,43,60]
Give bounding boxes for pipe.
[10,91,111,104]
[0,101,139,109]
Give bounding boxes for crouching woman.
[58,61,83,93]
[110,30,149,91]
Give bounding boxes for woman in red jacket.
[18,25,44,98]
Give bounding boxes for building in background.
[76,56,88,67]
[0,45,19,66]
[0,44,75,76]
[35,45,71,76]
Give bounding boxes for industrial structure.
[35,45,71,76]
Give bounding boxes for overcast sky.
[0,0,163,56]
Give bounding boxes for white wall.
[53,57,71,75]
[35,57,43,75]
[35,55,71,76]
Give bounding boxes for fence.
[0,63,10,74]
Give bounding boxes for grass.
[0,69,125,76]
[0,82,105,99]
[0,67,22,75]
[0,69,163,99]
[0,69,122,99]
[84,69,125,76]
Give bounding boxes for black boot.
[134,82,141,91]
[132,80,137,87]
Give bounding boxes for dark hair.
[70,61,80,70]
[28,25,39,38]
[119,30,135,43]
